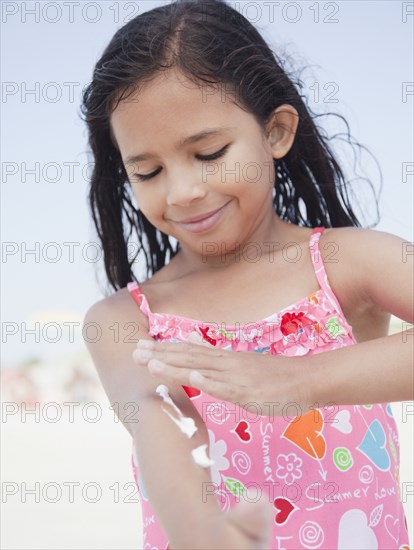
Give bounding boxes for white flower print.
[276,452,303,484]
[207,428,230,486]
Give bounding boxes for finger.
[147,359,213,387]
[134,347,228,372]
[188,371,236,402]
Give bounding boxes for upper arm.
[336,228,414,323]
[82,291,191,437]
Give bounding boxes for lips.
[175,200,231,233]
[176,202,230,224]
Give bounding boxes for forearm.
[309,328,414,407]
[132,394,221,548]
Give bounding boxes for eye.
[133,145,230,182]
[197,144,230,162]
[133,168,162,182]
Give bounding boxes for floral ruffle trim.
[146,292,355,357]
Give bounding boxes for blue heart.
[357,419,390,471]
[386,403,393,417]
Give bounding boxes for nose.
[165,173,207,207]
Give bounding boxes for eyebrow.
[124,126,236,165]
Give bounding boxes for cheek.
[220,148,273,191]
[239,144,274,186]
[132,186,158,212]
[134,192,174,232]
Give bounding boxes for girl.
[81,0,413,548]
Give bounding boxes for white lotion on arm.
[155,384,198,438]
[155,384,215,468]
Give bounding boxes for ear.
[265,104,299,159]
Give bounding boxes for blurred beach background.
[2,1,413,548]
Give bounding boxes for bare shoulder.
[83,287,148,331]
[319,226,413,322]
[321,225,408,252]
[320,225,410,282]
[82,286,151,375]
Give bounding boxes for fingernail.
[190,371,204,385]
[136,340,154,349]
[134,349,153,360]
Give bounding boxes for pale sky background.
[2,0,413,366]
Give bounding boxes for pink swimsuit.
[127,226,411,550]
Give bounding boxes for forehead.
[109,69,244,148]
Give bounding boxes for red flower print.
[280,312,314,336]
[198,325,217,346]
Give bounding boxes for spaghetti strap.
[309,226,327,290]
[127,281,152,318]
[309,226,354,336]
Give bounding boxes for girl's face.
[110,69,297,267]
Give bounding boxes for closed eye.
[133,144,230,182]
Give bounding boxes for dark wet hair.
[80,0,381,294]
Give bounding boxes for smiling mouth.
[175,201,231,224]
[173,200,232,234]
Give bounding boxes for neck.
[173,212,291,276]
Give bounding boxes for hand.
[132,340,313,417]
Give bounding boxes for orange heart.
[282,409,326,459]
